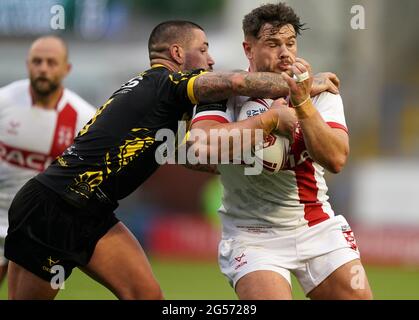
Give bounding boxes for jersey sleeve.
[165,69,207,107]
[191,99,233,125]
[75,103,96,134]
[64,91,97,134]
[313,92,348,133]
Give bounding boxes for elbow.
[327,153,348,174]
[328,162,344,174]
[328,143,349,174]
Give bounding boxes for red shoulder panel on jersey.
[49,103,77,158]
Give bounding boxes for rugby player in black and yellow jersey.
[5,20,339,299]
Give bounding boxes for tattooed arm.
[193,71,289,103]
[193,71,340,104]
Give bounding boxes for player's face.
[183,28,215,71]
[244,23,297,74]
[27,39,71,96]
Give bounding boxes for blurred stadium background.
[1,0,419,299]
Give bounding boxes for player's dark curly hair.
[148,20,204,58]
[242,3,306,38]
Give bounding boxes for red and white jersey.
[192,92,348,229]
[0,79,96,234]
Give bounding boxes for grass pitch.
[1,260,418,300]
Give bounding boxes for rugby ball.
[238,98,290,174]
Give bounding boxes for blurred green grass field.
[1,259,418,299]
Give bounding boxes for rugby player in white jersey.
[0,36,96,286]
[191,3,372,299]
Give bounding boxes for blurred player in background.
[4,20,338,300]
[0,36,96,287]
[191,3,372,299]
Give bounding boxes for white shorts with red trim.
[218,215,360,295]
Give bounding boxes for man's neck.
[30,85,64,110]
[150,58,182,73]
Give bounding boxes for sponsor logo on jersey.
[0,141,53,171]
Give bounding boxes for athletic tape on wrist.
[295,101,317,119]
[292,96,311,108]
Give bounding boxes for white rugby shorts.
[219,215,360,295]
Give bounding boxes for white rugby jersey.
[192,92,348,229]
[0,79,96,235]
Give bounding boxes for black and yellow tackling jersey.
[36,65,206,208]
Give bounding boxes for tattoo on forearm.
[194,71,289,103]
[243,72,288,98]
[194,72,235,103]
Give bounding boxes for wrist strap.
[295,101,317,119]
[291,96,310,108]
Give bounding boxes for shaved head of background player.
[191,3,373,300]
[27,36,71,108]
[0,36,95,288]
